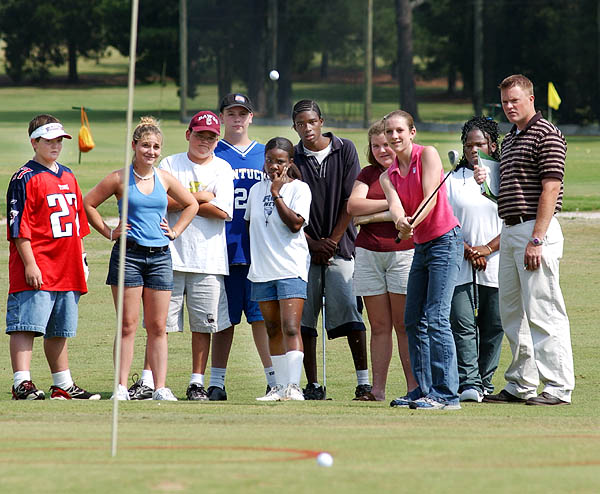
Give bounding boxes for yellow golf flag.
[548,82,561,110]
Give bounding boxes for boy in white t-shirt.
[129,111,234,400]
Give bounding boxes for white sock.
[209,367,226,389]
[286,350,304,386]
[52,369,73,390]
[141,369,154,389]
[356,369,370,386]
[264,366,277,388]
[271,355,288,387]
[14,370,31,388]
[190,373,204,386]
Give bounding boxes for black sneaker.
[354,384,373,400]
[128,378,154,400]
[207,386,227,401]
[12,380,45,400]
[303,383,325,400]
[187,383,209,401]
[50,383,101,400]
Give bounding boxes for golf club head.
[448,149,459,168]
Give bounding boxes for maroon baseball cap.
[188,111,220,135]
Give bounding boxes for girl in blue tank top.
[84,116,198,402]
[119,165,169,247]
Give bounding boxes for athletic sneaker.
[186,383,209,401]
[459,388,483,403]
[50,383,101,400]
[153,387,178,401]
[256,384,285,402]
[207,386,227,401]
[354,384,373,400]
[284,383,305,401]
[12,380,45,400]
[128,378,153,400]
[390,395,412,408]
[303,383,325,400]
[110,384,130,401]
[409,397,461,410]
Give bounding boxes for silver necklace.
[132,166,154,180]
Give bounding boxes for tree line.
[1,0,598,124]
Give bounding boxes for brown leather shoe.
[525,392,570,406]
[482,389,526,403]
[355,391,378,401]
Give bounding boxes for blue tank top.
[118,166,169,247]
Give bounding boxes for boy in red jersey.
[6,114,100,400]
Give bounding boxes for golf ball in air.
[316,452,333,467]
[269,69,280,81]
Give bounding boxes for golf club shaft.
[394,169,454,243]
[321,265,327,397]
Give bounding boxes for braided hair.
[292,99,322,123]
[457,116,500,168]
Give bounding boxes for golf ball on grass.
[269,69,280,81]
[316,452,333,467]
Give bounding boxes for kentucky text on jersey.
[232,168,265,181]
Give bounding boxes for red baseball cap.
[188,111,220,135]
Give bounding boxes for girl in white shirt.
[245,137,312,401]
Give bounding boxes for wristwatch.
[530,237,542,246]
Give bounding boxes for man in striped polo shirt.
[474,74,574,406]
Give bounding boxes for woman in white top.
[245,137,312,401]
[446,116,504,403]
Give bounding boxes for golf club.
[395,149,459,243]
[472,265,479,318]
[321,265,327,400]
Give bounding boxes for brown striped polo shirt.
[497,111,566,219]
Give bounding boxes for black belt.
[504,214,537,226]
[123,239,169,254]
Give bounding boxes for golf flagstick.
[321,264,327,399]
[395,150,459,243]
[111,0,139,458]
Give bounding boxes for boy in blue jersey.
[207,93,275,400]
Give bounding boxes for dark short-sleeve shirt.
[294,132,359,260]
[498,112,566,219]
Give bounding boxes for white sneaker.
[256,384,285,401]
[284,383,305,401]
[110,384,130,401]
[153,387,178,401]
[409,396,461,410]
[460,388,483,402]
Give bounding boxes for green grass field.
[0,219,598,494]
[1,53,599,493]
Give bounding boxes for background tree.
[0,0,107,83]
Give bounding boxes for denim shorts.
[251,277,307,302]
[6,290,81,338]
[106,242,173,291]
[225,265,264,324]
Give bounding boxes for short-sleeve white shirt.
[159,152,234,275]
[244,179,312,282]
[447,166,502,288]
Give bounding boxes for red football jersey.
[7,160,90,293]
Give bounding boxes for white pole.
[111,0,140,458]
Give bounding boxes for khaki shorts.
[167,272,230,334]
[353,247,414,296]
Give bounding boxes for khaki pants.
[498,217,574,402]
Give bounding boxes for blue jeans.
[404,226,462,404]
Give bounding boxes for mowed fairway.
[0,219,599,493]
[0,82,599,493]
